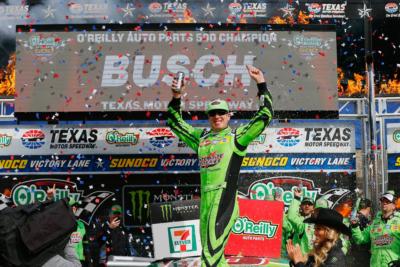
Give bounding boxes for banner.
[123,185,200,227]
[386,123,400,153]
[15,25,337,115]
[225,199,284,258]
[151,199,201,260]
[387,154,400,172]
[0,153,355,174]
[0,123,355,156]
[238,172,356,210]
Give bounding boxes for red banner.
[225,199,284,258]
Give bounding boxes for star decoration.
[95,159,104,168]
[43,5,56,18]
[202,3,216,17]
[358,3,372,18]
[121,3,135,18]
[280,4,295,17]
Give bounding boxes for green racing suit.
[167,82,273,266]
[351,211,400,267]
[287,198,314,254]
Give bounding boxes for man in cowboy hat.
[167,65,273,266]
[351,191,400,267]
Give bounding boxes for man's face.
[208,110,230,132]
[300,203,314,216]
[380,198,396,213]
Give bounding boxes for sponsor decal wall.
[0,123,355,173]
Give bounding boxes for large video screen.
[15,24,337,118]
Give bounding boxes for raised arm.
[167,77,203,152]
[235,65,273,149]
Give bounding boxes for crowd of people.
[282,189,400,267]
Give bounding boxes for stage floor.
[149,256,290,267]
[107,255,290,266]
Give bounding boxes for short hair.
[359,198,372,210]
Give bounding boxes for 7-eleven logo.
[168,225,197,253]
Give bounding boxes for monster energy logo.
[160,204,172,221]
[129,190,150,223]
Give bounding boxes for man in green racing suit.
[167,65,273,266]
[351,191,400,267]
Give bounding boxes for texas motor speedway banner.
[0,123,355,156]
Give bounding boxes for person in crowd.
[334,200,352,255]
[287,188,316,254]
[105,205,137,257]
[69,200,87,266]
[45,185,85,267]
[347,198,372,267]
[282,212,294,257]
[274,190,294,257]
[42,239,82,267]
[167,65,273,266]
[47,186,87,262]
[287,208,351,267]
[351,191,400,267]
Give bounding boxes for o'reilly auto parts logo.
[147,128,175,148]
[49,129,98,149]
[232,217,277,238]
[168,225,197,253]
[26,34,66,58]
[393,130,400,143]
[0,134,12,148]
[21,129,45,149]
[106,130,139,146]
[276,128,301,147]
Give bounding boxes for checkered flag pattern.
[318,188,351,208]
[0,193,11,211]
[75,191,114,225]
